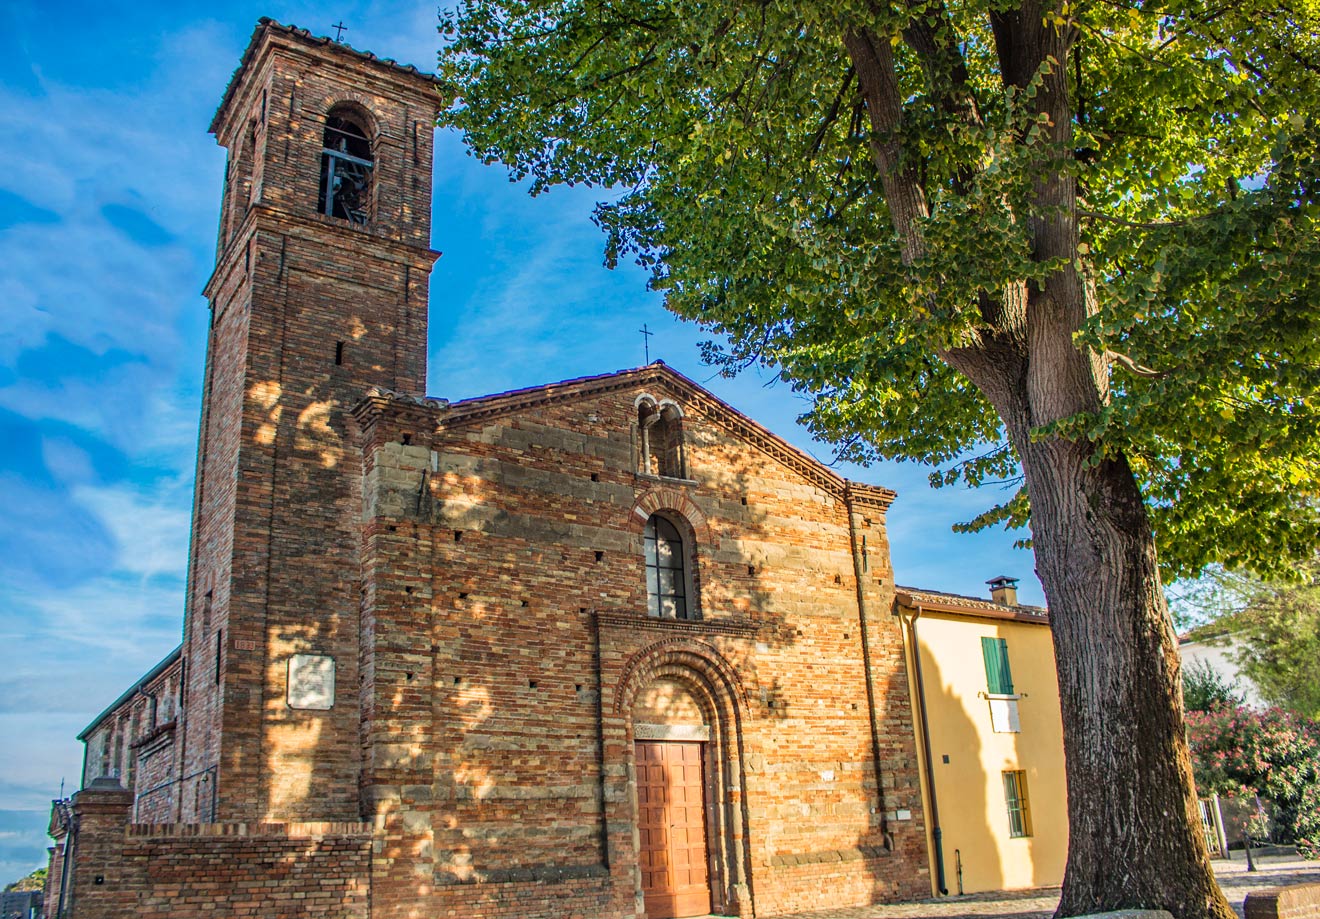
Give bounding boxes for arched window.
[637,399,685,478]
[319,110,373,224]
[644,514,692,620]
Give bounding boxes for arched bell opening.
[318,105,375,224]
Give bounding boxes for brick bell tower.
[178,20,442,822]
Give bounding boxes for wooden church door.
[636,741,712,918]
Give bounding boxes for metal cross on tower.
[332,21,349,42]
[639,323,654,364]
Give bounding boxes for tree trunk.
[1013,432,1235,919]
[843,9,1237,912]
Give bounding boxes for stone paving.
[759,853,1320,919]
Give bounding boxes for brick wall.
[56,783,370,919]
[77,652,183,823]
[1246,885,1320,919]
[352,366,930,917]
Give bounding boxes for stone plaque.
[287,654,335,710]
[634,722,710,741]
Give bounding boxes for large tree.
[437,3,1320,916]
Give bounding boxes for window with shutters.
[981,636,1015,694]
[982,636,1020,732]
[1002,770,1032,837]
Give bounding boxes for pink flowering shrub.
[1186,704,1320,858]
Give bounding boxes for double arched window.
[319,109,373,224]
[644,514,694,620]
[637,398,685,478]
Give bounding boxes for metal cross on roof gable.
[332,21,349,42]
[639,323,654,364]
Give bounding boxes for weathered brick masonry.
[50,782,370,919]
[351,368,930,916]
[48,17,931,919]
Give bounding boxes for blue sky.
[0,0,1044,883]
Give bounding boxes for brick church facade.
[46,19,935,918]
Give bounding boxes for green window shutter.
[982,637,1015,695]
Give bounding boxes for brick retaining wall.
[56,783,371,919]
[1246,884,1320,919]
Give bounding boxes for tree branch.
[1107,350,1166,379]
[842,29,930,266]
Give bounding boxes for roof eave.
[77,645,183,742]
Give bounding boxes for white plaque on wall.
[288,654,335,710]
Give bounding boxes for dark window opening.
[335,340,345,365]
[637,400,685,477]
[644,514,692,620]
[319,113,373,224]
[214,629,224,685]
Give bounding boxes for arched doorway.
[632,677,714,919]
[614,640,754,918]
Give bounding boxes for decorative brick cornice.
[204,205,441,301]
[432,363,898,513]
[844,482,897,512]
[595,610,759,639]
[212,18,443,137]
[351,387,450,442]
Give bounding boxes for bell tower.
[178,19,442,822]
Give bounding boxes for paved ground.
[763,853,1320,919]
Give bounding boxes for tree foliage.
[1182,659,1244,714]
[3,866,46,893]
[1186,704,1320,858]
[438,0,1320,580]
[436,0,1320,913]
[1178,563,1320,718]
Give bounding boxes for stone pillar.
[44,843,63,918]
[67,778,133,919]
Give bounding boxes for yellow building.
[895,578,1068,895]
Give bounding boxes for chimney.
[987,576,1019,607]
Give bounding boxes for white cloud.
[72,483,192,584]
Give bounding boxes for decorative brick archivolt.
[613,637,750,718]
[311,93,380,135]
[626,488,711,543]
